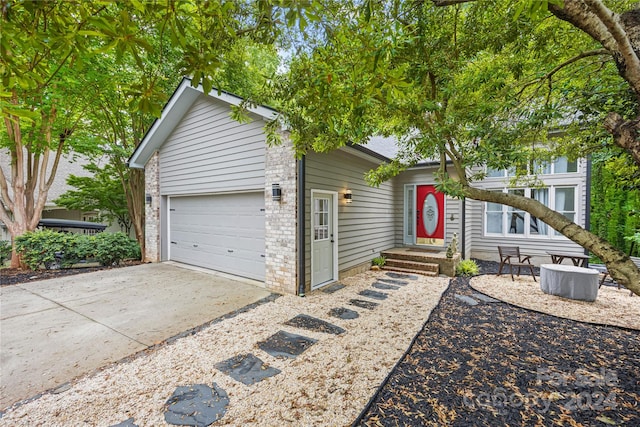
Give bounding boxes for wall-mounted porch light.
[272,183,282,202]
[344,189,353,204]
[145,193,152,205]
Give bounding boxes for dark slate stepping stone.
[378,278,409,286]
[471,292,501,303]
[349,299,379,310]
[257,330,317,359]
[322,283,346,294]
[329,307,360,320]
[454,294,479,306]
[359,289,388,300]
[164,383,229,427]
[110,419,138,427]
[372,282,399,290]
[284,314,345,335]
[386,272,419,280]
[215,353,281,385]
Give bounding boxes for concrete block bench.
[540,264,599,302]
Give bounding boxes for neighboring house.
[129,77,589,295]
[0,151,120,241]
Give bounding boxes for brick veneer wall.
[144,151,160,263]
[264,135,298,295]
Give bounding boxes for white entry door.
[311,192,336,288]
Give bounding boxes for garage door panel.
[169,193,265,281]
[170,229,263,252]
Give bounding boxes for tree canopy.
[266,0,640,293]
[0,0,279,266]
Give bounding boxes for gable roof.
[128,77,438,169]
[128,77,278,169]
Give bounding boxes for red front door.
[416,185,445,246]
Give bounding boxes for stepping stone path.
[386,272,419,280]
[349,299,379,310]
[164,383,229,427]
[471,292,501,303]
[257,330,317,359]
[359,289,388,300]
[372,282,400,291]
[110,418,138,427]
[378,278,409,286]
[163,272,419,424]
[322,283,346,293]
[454,294,479,306]
[329,307,359,320]
[284,314,345,335]
[215,353,281,385]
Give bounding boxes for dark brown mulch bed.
[355,261,640,427]
[0,260,143,286]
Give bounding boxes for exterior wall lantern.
[272,183,282,202]
[145,193,152,205]
[344,189,353,204]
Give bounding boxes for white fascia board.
[206,88,279,122]
[129,78,279,169]
[129,80,200,168]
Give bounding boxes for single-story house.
[129,77,590,295]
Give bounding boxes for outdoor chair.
[497,246,536,282]
[592,257,638,296]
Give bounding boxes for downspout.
[298,156,306,297]
[584,155,592,258]
[461,197,466,260]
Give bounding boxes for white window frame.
[483,186,578,239]
[486,156,579,177]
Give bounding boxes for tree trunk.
[126,168,145,259]
[1,99,65,269]
[549,1,640,170]
[462,185,640,296]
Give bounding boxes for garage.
[168,192,265,281]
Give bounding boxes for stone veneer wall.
[144,151,161,263]
[264,135,298,295]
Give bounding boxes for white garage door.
[168,193,265,281]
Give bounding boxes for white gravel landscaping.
[0,271,449,426]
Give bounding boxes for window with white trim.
[487,156,578,177]
[484,186,575,238]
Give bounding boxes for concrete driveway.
[0,263,271,409]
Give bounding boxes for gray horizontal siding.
[159,95,265,195]
[305,149,397,285]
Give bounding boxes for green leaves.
[513,0,563,20]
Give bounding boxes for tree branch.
[0,166,14,213]
[432,0,476,6]
[517,48,610,97]
[582,0,640,82]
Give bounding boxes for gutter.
[584,155,592,257]
[461,197,466,259]
[297,156,306,297]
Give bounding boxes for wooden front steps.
[381,247,461,277]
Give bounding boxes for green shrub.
[456,259,480,277]
[93,232,140,266]
[0,240,11,265]
[61,234,95,267]
[372,256,386,267]
[15,230,67,270]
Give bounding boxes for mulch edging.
[0,261,144,286]
[354,261,640,426]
